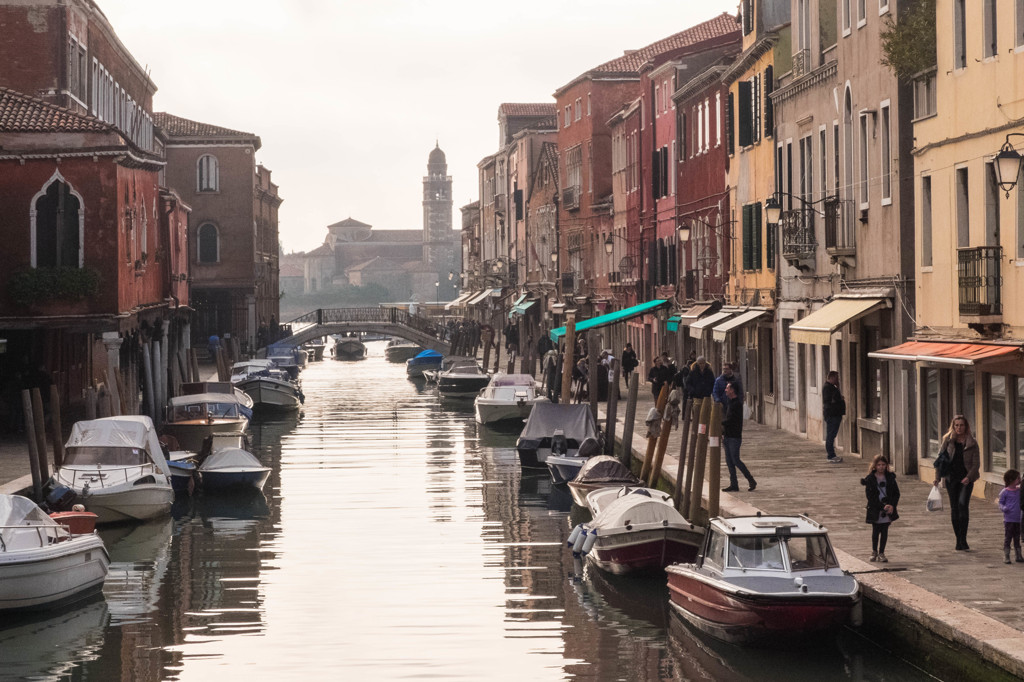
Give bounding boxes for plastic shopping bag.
[926,485,944,512]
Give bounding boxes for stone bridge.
[275,307,451,354]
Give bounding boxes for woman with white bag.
[933,415,981,551]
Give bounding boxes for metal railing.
[780,207,816,261]
[958,246,1002,316]
[287,307,447,339]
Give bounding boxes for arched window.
[197,154,219,192]
[34,178,82,268]
[198,223,219,263]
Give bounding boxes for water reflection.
[0,596,108,680]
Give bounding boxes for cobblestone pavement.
[608,387,1024,632]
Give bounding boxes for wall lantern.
[994,133,1024,198]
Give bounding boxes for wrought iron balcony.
[824,197,856,256]
[562,186,579,211]
[958,246,1002,317]
[780,207,816,263]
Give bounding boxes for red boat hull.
[587,528,702,575]
[667,569,858,644]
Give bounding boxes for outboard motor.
[45,485,76,512]
[577,437,601,459]
[551,429,568,456]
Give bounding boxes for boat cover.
[412,349,443,360]
[519,403,598,443]
[200,447,264,472]
[65,416,171,478]
[573,455,640,484]
[0,495,66,548]
[168,392,247,407]
[489,374,536,387]
[589,491,688,531]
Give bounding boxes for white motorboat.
[474,373,548,425]
[547,436,603,485]
[515,402,599,469]
[199,444,270,491]
[569,487,703,575]
[161,391,249,452]
[266,344,303,378]
[52,416,174,524]
[231,360,304,410]
[436,359,490,397]
[384,338,422,363]
[0,495,109,611]
[566,456,642,508]
[334,337,366,360]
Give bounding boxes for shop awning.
[689,310,734,339]
[666,315,682,332]
[468,288,502,306]
[444,291,474,310]
[712,308,769,342]
[868,341,1021,366]
[508,294,537,317]
[790,298,889,345]
[549,299,670,342]
[678,303,715,323]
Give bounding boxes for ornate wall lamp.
[994,133,1024,198]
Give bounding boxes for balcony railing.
[493,193,506,215]
[780,207,816,263]
[824,197,856,256]
[562,186,579,211]
[958,246,1002,317]
[792,48,811,78]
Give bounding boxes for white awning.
[468,289,502,306]
[790,298,889,345]
[689,311,734,339]
[711,309,769,342]
[444,291,474,310]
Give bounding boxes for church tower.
[422,142,453,272]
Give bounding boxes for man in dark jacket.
[722,382,756,492]
[823,370,846,463]
[621,342,638,386]
[712,362,743,405]
[685,355,716,399]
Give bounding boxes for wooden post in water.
[481,327,492,373]
[646,389,678,488]
[639,384,670,482]
[169,356,181,401]
[588,331,599,425]
[142,344,156,421]
[619,372,639,466]
[688,397,714,521]
[21,390,42,501]
[672,397,693,505]
[152,340,164,427]
[49,385,64,470]
[189,348,201,382]
[85,386,97,420]
[605,359,621,456]
[707,401,723,517]
[680,398,704,514]
[105,366,122,416]
[30,388,49,483]
[560,315,576,405]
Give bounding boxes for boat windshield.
[64,446,151,467]
[787,534,838,571]
[727,536,786,570]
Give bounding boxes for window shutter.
[648,240,658,285]
[658,238,669,285]
[660,147,669,198]
[753,201,763,270]
[513,188,523,220]
[726,92,735,155]
[737,82,752,148]
[680,112,687,159]
[764,65,774,137]
[669,239,678,284]
[652,150,661,198]
[753,74,761,143]
[742,204,753,270]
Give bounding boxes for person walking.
[647,356,664,400]
[712,362,743,405]
[997,469,1023,564]
[823,371,845,463]
[685,355,715,400]
[721,382,755,492]
[621,343,638,386]
[861,454,900,563]
[933,415,981,551]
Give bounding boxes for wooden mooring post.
[619,373,639,466]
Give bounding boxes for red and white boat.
[666,514,861,645]
[569,487,703,575]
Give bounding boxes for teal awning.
[549,299,670,342]
[666,315,682,332]
[510,294,527,307]
[509,299,537,318]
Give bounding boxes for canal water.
[1,343,941,681]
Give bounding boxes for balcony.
[824,197,856,258]
[780,207,816,266]
[792,48,811,78]
[493,193,506,215]
[958,246,1002,321]
[562,186,579,211]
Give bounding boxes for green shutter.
[753,202,763,271]
[742,204,753,271]
[737,81,752,148]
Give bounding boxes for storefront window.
[926,368,939,456]
[989,374,1008,473]
[863,326,882,419]
[961,372,975,428]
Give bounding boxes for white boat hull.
[160,419,247,452]
[78,485,174,524]
[237,377,301,409]
[474,399,536,425]
[0,535,109,611]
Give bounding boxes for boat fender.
[581,528,598,554]
[572,528,588,555]
[567,524,583,548]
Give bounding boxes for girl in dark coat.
[862,454,900,563]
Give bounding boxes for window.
[752,73,762,143]
[879,0,889,13]
[737,81,753,147]
[704,99,711,151]
[742,203,762,270]
[819,126,828,198]
[728,536,785,570]
[741,0,753,35]
[705,531,727,569]
[955,166,970,247]
[925,368,940,455]
[782,319,794,402]
[654,85,660,118]
[764,66,774,137]
[715,92,722,147]
[833,121,840,196]
[842,0,852,33]
[33,178,82,268]
[954,0,967,69]
[1017,0,1024,49]
[1018,164,1024,258]
[799,135,813,204]
[197,154,219,192]
[564,106,571,128]
[587,93,591,116]
[984,0,998,58]
[880,102,891,204]
[863,326,882,419]
[669,141,676,196]
[857,0,867,26]
[989,374,1008,473]
[914,72,937,119]
[986,162,1001,246]
[574,98,582,121]
[858,113,870,207]
[726,92,735,155]
[587,141,593,194]
[921,176,933,267]
[198,223,219,263]
[566,145,582,193]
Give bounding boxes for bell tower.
[422,142,453,270]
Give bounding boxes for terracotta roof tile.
[0,87,111,133]
[586,13,739,78]
[154,112,261,148]
[499,103,556,117]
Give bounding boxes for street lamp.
[434,281,439,309]
[994,133,1024,198]
[676,221,691,242]
[763,191,827,225]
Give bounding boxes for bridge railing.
[284,307,446,340]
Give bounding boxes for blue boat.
[406,349,443,378]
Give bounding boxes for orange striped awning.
[868,341,1021,366]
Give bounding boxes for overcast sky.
[98,0,740,254]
